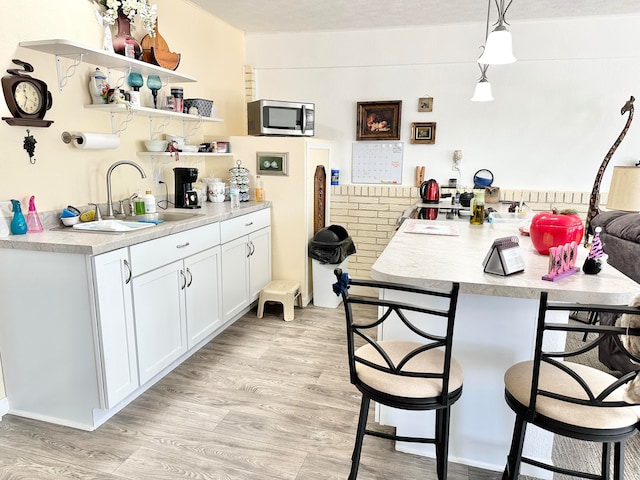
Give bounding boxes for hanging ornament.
[23,129,37,164]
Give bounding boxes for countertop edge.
[0,202,271,256]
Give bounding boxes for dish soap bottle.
[134,189,146,215]
[10,199,28,235]
[144,190,157,214]
[26,195,44,232]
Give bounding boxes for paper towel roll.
[72,132,120,150]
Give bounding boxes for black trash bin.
[309,225,356,307]
[308,225,356,264]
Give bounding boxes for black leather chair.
[333,269,462,480]
[502,292,640,480]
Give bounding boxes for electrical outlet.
[0,201,12,218]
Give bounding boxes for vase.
[112,11,142,60]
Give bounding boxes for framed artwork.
[257,152,288,175]
[410,122,437,144]
[418,97,433,112]
[356,100,402,141]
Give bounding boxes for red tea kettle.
[419,179,440,220]
[420,179,440,204]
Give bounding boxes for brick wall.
[329,185,601,280]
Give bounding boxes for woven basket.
[184,98,213,117]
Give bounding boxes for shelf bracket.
[149,116,171,140]
[55,53,83,92]
[183,116,203,143]
[110,108,134,136]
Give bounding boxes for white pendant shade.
[471,80,494,102]
[477,26,516,65]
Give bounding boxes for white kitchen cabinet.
[185,247,223,348]
[131,260,188,385]
[221,209,272,321]
[129,223,222,384]
[92,248,139,408]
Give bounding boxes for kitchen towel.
[72,132,120,150]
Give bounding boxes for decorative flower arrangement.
[100,0,157,36]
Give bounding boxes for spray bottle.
[10,199,28,235]
[26,195,44,232]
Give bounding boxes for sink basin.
[72,220,157,233]
[127,212,200,222]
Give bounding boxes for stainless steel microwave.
[247,99,315,136]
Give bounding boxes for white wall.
[246,15,640,191]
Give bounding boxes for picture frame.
[256,152,288,176]
[410,122,437,144]
[418,97,433,112]
[356,100,402,141]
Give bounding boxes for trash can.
[309,225,356,308]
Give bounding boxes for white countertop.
[0,202,271,256]
[371,219,639,304]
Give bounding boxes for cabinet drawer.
[130,222,220,275]
[220,208,271,244]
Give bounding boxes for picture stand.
[542,242,579,281]
[482,236,525,276]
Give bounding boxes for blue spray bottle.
[10,199,28,235]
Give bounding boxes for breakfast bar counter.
[370,219,640,476]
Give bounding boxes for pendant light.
[471,64,494,102]
[477,0,516,65]
[471,0,494,102]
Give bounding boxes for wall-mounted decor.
[418,97,433,112]
[257,152,288,176]
[356,100,402,141]
[410,122,437,144]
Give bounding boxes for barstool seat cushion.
[505,360,640,430]
[355,341,464,398]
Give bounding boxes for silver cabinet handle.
[176,242,190,249]
[123,259,132,284]
[245,221,253,227]
[186,267,193,288]
[180,269,187,290]
[249,240,255,256]
[246,242,251,258]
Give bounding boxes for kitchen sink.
[124,212,201,223]
[51,212,201,233]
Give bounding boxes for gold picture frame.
[256,152,288,176]
[356,100,402,141]
[410,122,437,144]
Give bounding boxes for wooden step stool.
[257,280,302,322]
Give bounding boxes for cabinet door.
[221,235,251,321]
[132,261,187,385]
[185,246,222,348]
[249,226,272,301]
[93,248,139,408]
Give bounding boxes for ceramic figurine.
[582,227,607,274]
[89,68,109,104]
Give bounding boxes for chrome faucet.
[105,160,147,218]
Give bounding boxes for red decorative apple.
[529,209,585,255]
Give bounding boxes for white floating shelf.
[85,103,223,123]
[136,152,232,157]
[20,38,197,83]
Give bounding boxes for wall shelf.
[84,104,222,123]
[137,152,232,158]
[19,39,197,91]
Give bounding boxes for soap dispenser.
[10,199,28,235]
[26,195,44,232]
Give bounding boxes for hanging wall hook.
[23,129,37,164]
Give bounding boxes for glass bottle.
[255,175,264,202]
[470,191,486,225]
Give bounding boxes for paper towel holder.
[61,131,82,144]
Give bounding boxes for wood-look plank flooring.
[0,302,503,479]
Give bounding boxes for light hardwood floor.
[0,302,501,479]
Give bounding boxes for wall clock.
[2,59,53,127]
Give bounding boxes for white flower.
[100,0,157,36]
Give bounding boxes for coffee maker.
[174,167,200,208]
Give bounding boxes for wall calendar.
[352,142,403,184]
